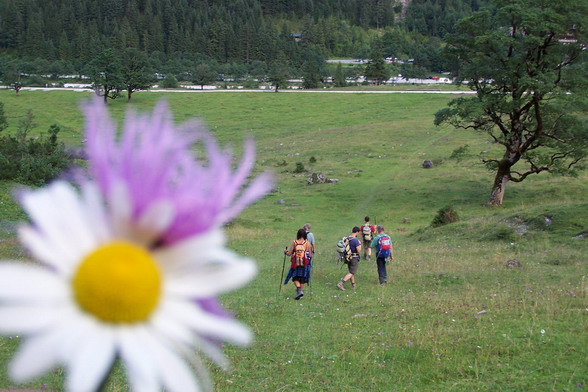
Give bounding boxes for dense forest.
[0,0,488,83]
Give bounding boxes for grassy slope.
[0,90,586,391]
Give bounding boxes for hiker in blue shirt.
[370,225,394,285]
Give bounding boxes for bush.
[0,124,74,186]
[294,162,305,173]
[161,74,179,88]
[449,145,469,161]
[431,206,460,227]
[243,78,260,89]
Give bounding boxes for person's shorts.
[362,240,371,248]
[347,258,360,274]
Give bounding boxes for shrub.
[0,124,74,186]
[294,162,305,173]
[161,74,179,88]
[449,145,469,161]
[243,78,260,89]
[309,156,317,163]
[431,206,460,227]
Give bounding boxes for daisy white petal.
[155,229,226,274]
[0,263,67,303]
[65,324,116,392]
[0,304,68,334]
[9,330,63,382]
[46,182,98,255]
[150,308,194,346]
[165,257,256,297]
[117,328,161,392]
[79,182,112,243]
[146,335,200,392]
[165,300,253,346]
[196,338,230,369]
[19,184,81,265]
[18,225,71,272]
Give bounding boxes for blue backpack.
[378,235,391,258]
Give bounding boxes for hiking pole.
[279,247,287,294]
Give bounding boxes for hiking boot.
[336,281,345,291]
[295,287,304,300]
[351,282,357,290]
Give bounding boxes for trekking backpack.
[378,235,392,258]
[294,240,307,265]
[362,225,372,241]
[336,236,353,263]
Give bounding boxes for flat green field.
[0,90,586,391]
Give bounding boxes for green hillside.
[0,90,585,391]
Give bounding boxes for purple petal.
[82,98,272,245]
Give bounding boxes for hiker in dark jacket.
[336,226,362,290]
[284,228,313,300]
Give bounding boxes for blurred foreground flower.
[0,99,272,392]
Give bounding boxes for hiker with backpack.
[360,216,376,261]
[336,226,362,291]
[284,228,313,299]
[370,225,394,285]
[303,223,315,261]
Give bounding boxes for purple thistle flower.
[83,98,273,245]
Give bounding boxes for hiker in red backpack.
[360,216,376,261]
[284,228,313,300]
[370,225,394,285]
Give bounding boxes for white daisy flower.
[0,99,272,392]
[0,181,256,392]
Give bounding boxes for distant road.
[325,59,367,64]
[17,87,475,95]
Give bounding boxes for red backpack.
[378,235,391,258]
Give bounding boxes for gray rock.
[505,259,522,268]
[308,172,336,185]
[422,160,433,168]
[277,199,286,204]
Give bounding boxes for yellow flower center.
[72,241,162,323]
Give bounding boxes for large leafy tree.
[435,0,588,206]
[192,63,218,90]
[0,57,23,96]
[87,49,124,104]
[268,60,290,92]
[121,48,153,101]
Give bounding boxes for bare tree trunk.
[488,164,510,206]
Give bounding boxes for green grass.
[0,90,586,391]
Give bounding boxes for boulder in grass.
[422,160,433,168]
[505,259,522,268]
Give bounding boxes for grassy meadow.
[0,89,586,391]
